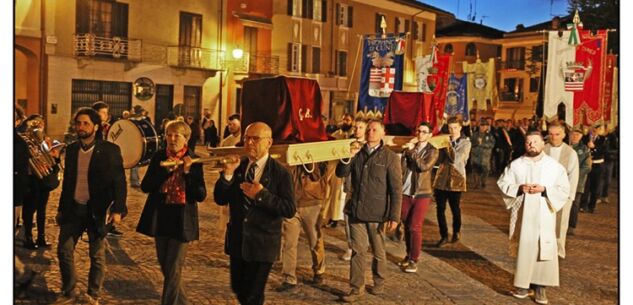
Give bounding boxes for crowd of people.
[14,105,618,305]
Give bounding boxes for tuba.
[19,119,64,179]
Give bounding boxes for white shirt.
[549,145,563,161]
[224,153,269,183]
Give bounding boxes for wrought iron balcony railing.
[73,34,142,61]
[167,46,224,71]
[222,53,279,75]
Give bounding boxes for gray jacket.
[336,141,402,222]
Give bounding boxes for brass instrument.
[160,154,282,168]
[19,120,64,179]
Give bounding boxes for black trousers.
[434,189,462,238]
[230,255,273,305]
[581,163,604,212]
[568,192,583,228]
[23,177,50,240]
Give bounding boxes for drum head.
[107,120,144,169]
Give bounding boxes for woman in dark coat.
[136,120,206,305]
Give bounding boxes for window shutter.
[422,22,427,41]
[335,3,340,25]
[287,43,293,71]
[321,0,327,22]
[112,2,129,38]
[413,22,418,40]
[301,44,308,72]
[288,0,293,16]
[375,14,381,34]
[76,0,90,34]
[347,6,353,27]
[307,0,313,19]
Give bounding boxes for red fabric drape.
[573,30,608,125]
[383,92,433,135]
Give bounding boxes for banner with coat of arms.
[415,51,451,131]
[462,58,495,111]
[544,13,609,126]
[443,74,469,121]
[358,35,405,116]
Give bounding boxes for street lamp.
[232,48,244,59]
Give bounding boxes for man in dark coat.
[55,107,127,304]
[214,122,295,305]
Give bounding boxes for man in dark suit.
[214,122,295,305]
[55,107,127,304]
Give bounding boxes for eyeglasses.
[244,135,270,143]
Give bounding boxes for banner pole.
[348,35,364,99]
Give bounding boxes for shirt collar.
[249,153,269,169]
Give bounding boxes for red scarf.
[161,146,188,205]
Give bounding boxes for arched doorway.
[14,44,41,115]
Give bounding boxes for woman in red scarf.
[136,120,206,305]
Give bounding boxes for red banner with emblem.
[601,54,616,122]
[426,53,451,131]
[573,30,608,125]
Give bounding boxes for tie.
[243,163,257,209]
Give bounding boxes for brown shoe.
[341,288,365,302]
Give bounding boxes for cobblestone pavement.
[15,162,618,304]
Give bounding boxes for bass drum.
[107,117,159,169]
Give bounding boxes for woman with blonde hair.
[136,120,206,305]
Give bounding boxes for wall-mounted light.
[232,48,244,59]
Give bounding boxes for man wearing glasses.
[214,122,296,305]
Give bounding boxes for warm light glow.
[232,48,244,59]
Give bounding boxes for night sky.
[423,0,570,31]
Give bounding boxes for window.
[179,12,203,66]
[466,43,477,56]
[501,78,523,102]
[444,43,454,53]
[336,50,347,77]
[76,0,128,38]
[288,0,301,17]
[301,44,308,72]
[183,86,201,118]
[312,47,321,73]
[375,13,386,34]
[336,4,353,27]
[395,17,406,34]
[71,79,131,118]
[412,22,419,40]
[287,43,302,72]
[531,45,545,62]
[506,47,526,69]
[302,0,313,18]
[530,77,540,92]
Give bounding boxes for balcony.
[73,34,142,61]
[499,60,526,71]
[223,53,279,75]
[167,46,224,71]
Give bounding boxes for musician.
[136,120,206,305]
[91,101,110,140]
[22,114,62,250]
[214,122,295,305]
[56,107,127,304]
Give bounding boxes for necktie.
[244,163,257,209]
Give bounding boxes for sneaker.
[340,249,352,261]
[276,282,298,293]
[397,257,410,267]
[403,260,417,273]
[107,227,123,237]
[341,288,365,302]
[512,288,529,299]
[535,286,548,304]
[312,273,324,285]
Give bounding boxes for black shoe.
[451,233,461,243]
[24,238,38,250]
[326,220,338,228]
[435,237,449,248]
[276,282,298,293]
[107,228,123,237]
[36,238,52,249]
[312,274,324,285]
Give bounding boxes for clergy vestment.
[497,153,570,288]
[544,143,579,258]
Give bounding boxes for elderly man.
[214,122,295,305]
[498,130,570,305]
[220,114,242,147]
[335,119,402,302]
[544,123,579,258]
[568,126,592,235]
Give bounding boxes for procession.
[13,0,619,304]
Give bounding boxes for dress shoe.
[312,273,324,285]
[435,237,449,248]
[276,282,298,293]
[37,238,52,249]
[451,233,461,243]
[24,238,38,250]
[341,288,365,302]
[368,283,384,295]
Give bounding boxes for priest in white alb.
[498,130,570,305]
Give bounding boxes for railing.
[167,46,224,70]
[500,91,522,102]
[499,60,526,70]
[73,34,142,61]
[222,53,279,75]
